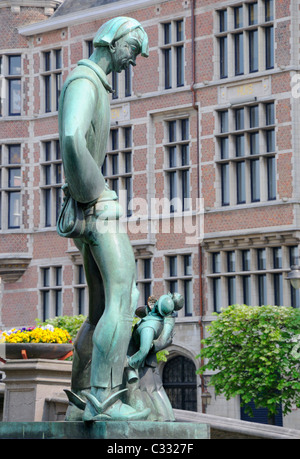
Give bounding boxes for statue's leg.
[70,239,105,394]
[81,224,150,420]
[88,229,138,390]
[128,327,155,369]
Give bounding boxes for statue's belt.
[57,187,122,239]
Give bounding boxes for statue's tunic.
[58,59,112,204]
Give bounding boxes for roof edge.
[18,0,161,36]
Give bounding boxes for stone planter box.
[2,359,72,422]
[4,343,73,360]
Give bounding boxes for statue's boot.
[82,389,150,421]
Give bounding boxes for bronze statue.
[57,16,183,423]
[57,17,150,422]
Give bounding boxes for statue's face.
[110,31,142,73]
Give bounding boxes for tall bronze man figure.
[57,17,149,421]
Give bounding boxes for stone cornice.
[0,0,62,9]
[18,0,165,36]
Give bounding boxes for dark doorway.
[163,355,197,411]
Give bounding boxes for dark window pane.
[221,137,229,159]
[9,79,21,115]
[45,188,51,227]
[220,36,228,78]
[9,55,21,75]
[9,168,21,187]
[212,252,221,273]
[237,161,246,203]
[181,144,189,165]
[169,256,177,277]
[45,75,51,112]
[125,66,131,97]
[219,10,227,32]
[267,129,275,152]
[184,279,192,316]
[242,250,251,271]
[235,33,244,75]
[9,145,21,164]
[274,273,283,306]
[227,251,235,272]
[181,119,189,140]
[250,132,259,155]
[213,277,222,312]
[55,49,62,69]
[251,159,260,201]
[257,248,266,270]
[250,105,259,128]
[234,6,243,28]
[112,71,118,99]
[44,52,51,71]
[236,134,245,157]
[169,171,177,212]
[184,254,192,275]
[176,20,184,42]
[164,23,171,44]
[176,45,184,86]
[220,111,228,133]
[228,276,236,305]
[243,275,251,305]
[273,247,282,269]
[258,274,267,305]
[144,259,151,279]
[169,120,176,142]
[266,26,274,69]
[221,163,230,205]
[164,48,172,89]
[8,191,21,228]
[169,146,177,167]
[235,108,244,130]
[249,3,258,25]
[266,103,275,125]
[249,29,258,72]
[182,170,190,208]
[265,0,274,21]
[124,127,132,148]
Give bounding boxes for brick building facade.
[0,0,300,427]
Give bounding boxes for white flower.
[41,324,54,332]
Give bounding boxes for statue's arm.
[60,78,105,204]
[152,316,175,353]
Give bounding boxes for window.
[165,254,193,316]
[74,265,87,315]
[0,54,21,116]
[136,258,152,307]
[40,266,63,320]
[40,140,63,227]
[216,102,276,206]
[111,66,132,99]
[161,20,185,89]
[0,144,22,229]
[216,1,274,79]
[102,126,133,217]
[41,49,62,113]
[164,118,190,213]
[209,244,299,311]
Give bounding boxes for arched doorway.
[162,355,197,412]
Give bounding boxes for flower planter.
[4,343,73,360]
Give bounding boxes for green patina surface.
[0,421,209,439]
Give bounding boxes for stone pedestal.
[0,420,210,439]
[2,359,72,422]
